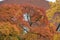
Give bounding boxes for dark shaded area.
[56,24,60,31]
[0,0,50,10]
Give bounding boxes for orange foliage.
[0,4,56,40]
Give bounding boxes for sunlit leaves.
[0,22,22,40]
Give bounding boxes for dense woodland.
[0,4,57,40]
